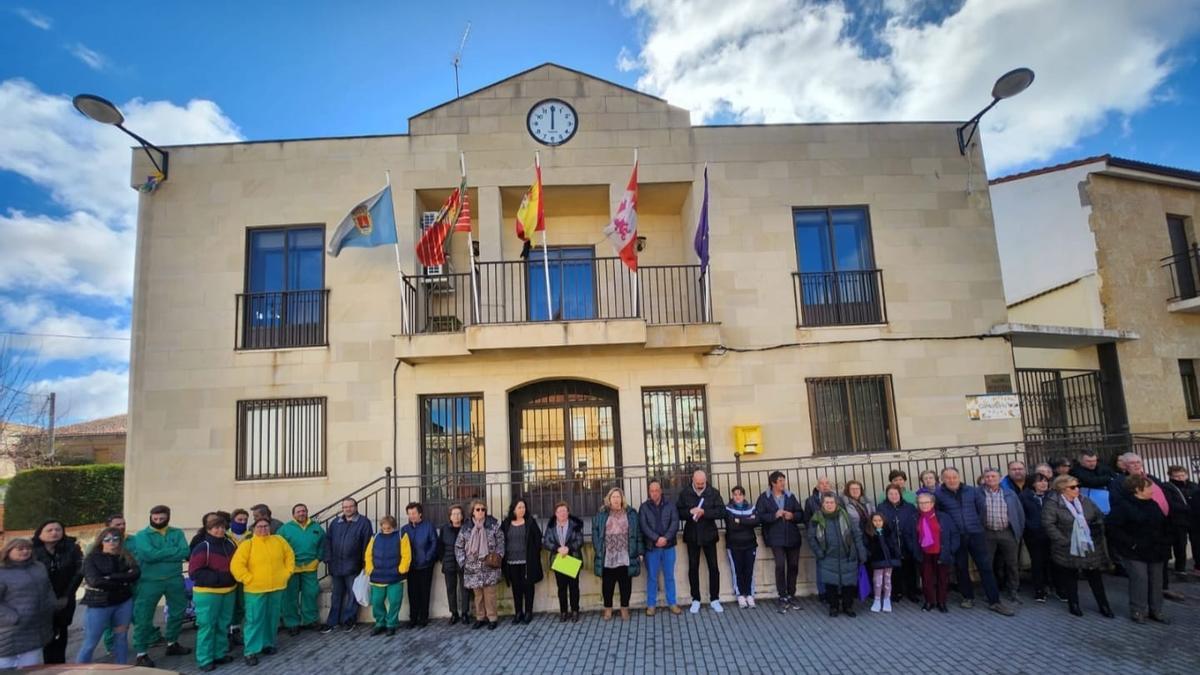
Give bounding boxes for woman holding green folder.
[542,501,584,622]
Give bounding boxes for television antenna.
[453,22,471,98]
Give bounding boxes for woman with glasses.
[1043,475,1113,618]
[455,500,504,630]
[76,529,140,665]
[187,514,239,672]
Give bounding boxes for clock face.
[527,99,578,146]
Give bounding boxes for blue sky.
[2,0,1199,423]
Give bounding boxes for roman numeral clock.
[527,98,578,146]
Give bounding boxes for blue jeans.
[644,546,677,607]
[326,573,359,626]
[954,531,1001,604]
[77,600,133,664]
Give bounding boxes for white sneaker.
[870,598,882,613]
[746,596,756,608]
[689,601,701,614]
[882,598,892,613]
[736,595,747,608]
[710,600,724,613]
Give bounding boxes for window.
[792,207,885,326]
[1180,360,1200,419]
[420,395,486,523]
[239,226,328,349]
[236,397,326,480]
[807,375,897,454]
[527,247,596,321]
[642,387,710,482]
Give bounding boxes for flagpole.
[702,162,711,324]
[632,147,640,319]
[386,170,412,335]
[461,152,481,324]
[537,151,552,321]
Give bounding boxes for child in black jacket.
[865,513,901,613]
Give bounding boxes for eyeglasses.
[102,536,120,543]
[473,507,486,512]
[1065,484,1080,490]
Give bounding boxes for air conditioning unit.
[424,264,446,276]
[428,315,463,332]
[420,211,439,229]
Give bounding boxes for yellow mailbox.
[733,425,763,456]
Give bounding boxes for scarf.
[1063,497,1094,557]
[1148,482,1169,516]
[917,511,940,553]
[465,518,489,560]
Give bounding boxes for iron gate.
[1016,368,1107,446]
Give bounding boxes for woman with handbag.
[455,499,505,630]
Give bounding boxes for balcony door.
[243,226,325,348]
[793,207,882,325]
[509,380,621,519]
[1167,215,1196,300]
[527,247,597,321]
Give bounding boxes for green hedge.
[4,464,123,530]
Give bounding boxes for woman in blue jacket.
[1019,474,1055,602]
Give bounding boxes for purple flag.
[694,165,709,273]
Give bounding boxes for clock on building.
[527,99,578,146]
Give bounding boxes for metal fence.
[399,259,711,334]
[1161,246,1200,302]
[792,269,886,327]
[235,289,330,350]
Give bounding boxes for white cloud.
[623,0,1200,171]
[0,298,129,364]
[29,369,128,422]
[68,43,107,71]
[14,8,52,30]
[0,210,135,300]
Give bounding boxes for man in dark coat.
[935,467,1014,616]
[677,469,725,613]
[321,498,374,632]
[639,479,681,615]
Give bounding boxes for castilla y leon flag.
[326,185,398,257]
[415,178,466,267]
[603,161,639,271]
[514,164,544,241]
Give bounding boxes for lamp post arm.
[117,124,170,180]
[956,97,1001,156]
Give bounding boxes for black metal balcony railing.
[1161,246,1200,302]
[792,269,886,327]
[236,289,330,350]
[400,258,712,335]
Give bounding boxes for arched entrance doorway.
[509,380,622,518]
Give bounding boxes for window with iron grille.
[642,386,710,482]
[420,394,486,517]
[236,397,326,480]
[806,376,897,455]
[1180,360,1200,419]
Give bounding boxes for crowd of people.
[0,450,1196,670]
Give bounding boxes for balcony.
[235,289,330,350]
[395,258,718,360]
[1162,247,1200,313]
[792,269,887,327]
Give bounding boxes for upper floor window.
[238,226,328,350]
[792,207,886,326]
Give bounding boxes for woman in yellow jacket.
[231,519,294,666]
[364,516,412,636]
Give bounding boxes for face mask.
[150,516,170,529]
[231,521,247,535]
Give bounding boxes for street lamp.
[956,67,1035,155]
[72,93,170,190]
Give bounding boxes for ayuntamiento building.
[125,63,1022,611]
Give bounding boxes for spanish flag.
[515,164,544,242]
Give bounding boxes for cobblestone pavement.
[70,575,1200,674]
